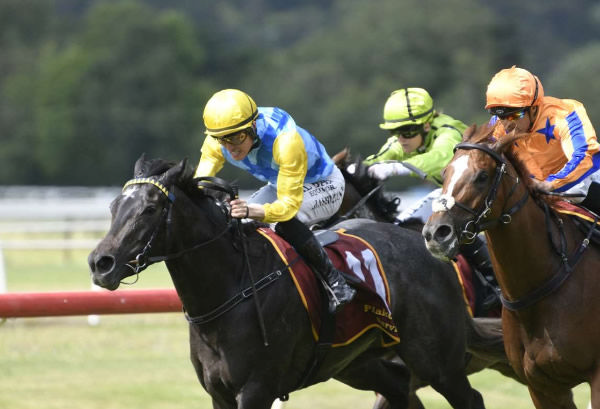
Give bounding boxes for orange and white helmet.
[485,66,544,109]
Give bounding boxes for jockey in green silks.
[359,88,499,315]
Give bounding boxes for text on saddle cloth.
[257,227,400,347]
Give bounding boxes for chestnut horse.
[423,124,600,409]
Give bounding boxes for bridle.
[449,143,596,311]
[120,175,276,343]
[448,142,529,243]
[122,176,234,276]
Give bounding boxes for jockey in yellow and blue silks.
[195,89,355,312]
[487,66,600,200]
[197,105,336,222]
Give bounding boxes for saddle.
[257,227,400,347]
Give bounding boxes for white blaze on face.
[122,185,139,200]
[431,155,470,213]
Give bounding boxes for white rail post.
[87,281,102,326]
[271,399,286,409]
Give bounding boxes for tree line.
[1,0,599,187]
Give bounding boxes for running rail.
[0,289,181,318]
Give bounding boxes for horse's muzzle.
[88,251,120,290]
[422,219,460,261]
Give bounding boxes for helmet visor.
[488,106,528,120]
[211,130,249,146]
[390,124,424,139]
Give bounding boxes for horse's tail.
[465,316,525,384]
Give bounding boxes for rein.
[340,184,383,220]
[453,143,595,311]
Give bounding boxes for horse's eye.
[141,205,157,216]
[475,171,489,184]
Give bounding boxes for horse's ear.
[493,129,524,154]
[134,153,148,177]
[462,124,477,142]
[160,158,188,186]
[332,147,350,166]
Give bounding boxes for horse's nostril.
[96,255,116,274]
[433,225,453,242]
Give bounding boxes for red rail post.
[0,289,182,318]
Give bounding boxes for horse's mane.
[136,158,180,178]
[463,124,560,207]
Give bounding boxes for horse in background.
[89,154,515,409]
[423,124,600,409]
[321,148,400,227]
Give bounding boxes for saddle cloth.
[550,199,600,245]
[552,199,598,222]
[257,227,400,347]
[451,255,476,317]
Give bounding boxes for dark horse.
[320,148,401,228]
[423,124,600,408]
[88,154,511,409]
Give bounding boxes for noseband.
[450,143,529,243]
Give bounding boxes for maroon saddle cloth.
[552,199,598,221]
[257,227,400,347]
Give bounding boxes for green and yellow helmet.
[203,89,259,137]
[379,88,434,130]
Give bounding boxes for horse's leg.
[334,356,418,409]
[211,396,238,409]
[236,388,278,409]
[591,371,600,409]
[394,345,484,409]
[373,391,425,409]
[408,363,484,409]
[528,386,577,409]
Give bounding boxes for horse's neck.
[485,191,559,301]
[165,194,244,319]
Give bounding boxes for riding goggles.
[390,125,424,139]
[211,131,248,146]
[488,107,529,121]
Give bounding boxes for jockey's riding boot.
[275,218,356,313]
[297,235,357,313]
[459,235,500,314]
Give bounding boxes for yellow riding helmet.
[379,88,435,130]
[485,66,544,109]
[203,89,259,137]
